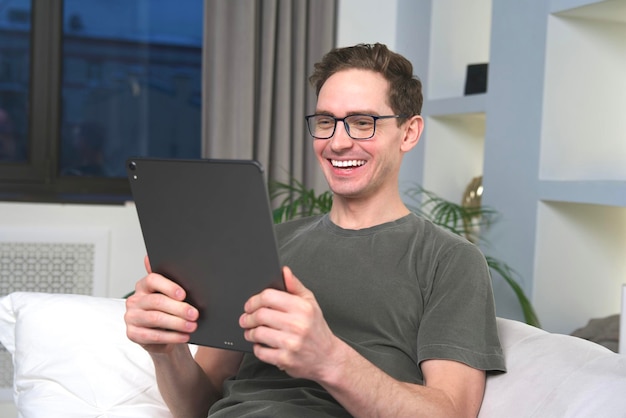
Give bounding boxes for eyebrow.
[313,110,383,117]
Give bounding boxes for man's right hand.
[124,255,199,354]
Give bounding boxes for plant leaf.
[486,256,541,328]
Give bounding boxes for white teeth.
[331,160,366,168]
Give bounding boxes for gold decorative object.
[461,175,484,243]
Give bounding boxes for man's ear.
[400,115,423,152]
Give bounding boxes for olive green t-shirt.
[209,213,505,417]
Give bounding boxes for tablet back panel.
[127,158,284,352]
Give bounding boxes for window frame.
[0,0,195,205]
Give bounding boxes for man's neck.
[328,195,410,230]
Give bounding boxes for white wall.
[336,0,398,47]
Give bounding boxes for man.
[125,43,506,417]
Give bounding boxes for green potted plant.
[270,179,541,328]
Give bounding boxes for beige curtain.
[202,0,336,192]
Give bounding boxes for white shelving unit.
[400,0,626,333]
[533,0,626,333]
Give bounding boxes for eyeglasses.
[304,113,408,140]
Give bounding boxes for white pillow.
[0,292,173,418]
[480,317,626,417]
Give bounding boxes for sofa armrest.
[479,317,626,417]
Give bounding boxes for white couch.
[1,292,625,417]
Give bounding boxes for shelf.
[551,0,626,22]
[418,0,491,202]
[533,201,626,334]
[540,2,626,181]
[427,0,492,99]
[422,112,485,203]
[423,94,487,117]
[539,180,626,207]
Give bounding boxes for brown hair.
[309,43,423,117]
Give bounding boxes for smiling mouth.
[330,159,366,168]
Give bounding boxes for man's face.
[313,69,410,201]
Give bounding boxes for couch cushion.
[0,292,173,418]
[479,317,626,417]
[3,293,626,417]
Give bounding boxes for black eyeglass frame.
[304,113,410,140]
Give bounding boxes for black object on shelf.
[464,63,488,95]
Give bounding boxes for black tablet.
[126,157,284,352]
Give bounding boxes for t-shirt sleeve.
[417,241,506,373]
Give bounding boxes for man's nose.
[329,121,354,150]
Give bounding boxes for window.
[0,0,30,165]
[0,0,203,203]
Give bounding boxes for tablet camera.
[128,161,138,179]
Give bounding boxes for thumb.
[282,266,310,297]
[144,255,153,274]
